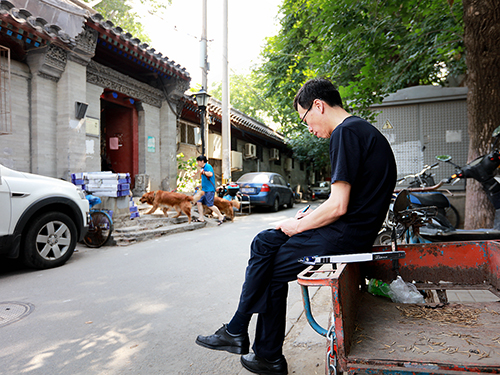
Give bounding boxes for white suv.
[0,164,89,269]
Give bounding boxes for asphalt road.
[0,202,318,375]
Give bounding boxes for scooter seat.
[409,192,449,208]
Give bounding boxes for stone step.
[112,221,207,246]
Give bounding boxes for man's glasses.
[301,102,314,127]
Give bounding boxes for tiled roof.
[0,0,190,81]
[87,13,190,81]
[0,0,74,47]
[183,96,284,144]
[210,101,284,143]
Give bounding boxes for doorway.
[100,90,139,187]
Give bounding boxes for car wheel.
[271,197,279,212]
[287,196,294,209]
[22,212,77,269]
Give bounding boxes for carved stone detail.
[87,61,164,107]
[46,44,67,71]
[68,26,99,66]
[162,76,190,103]
[26,44,67,82]
[73,26,98,63]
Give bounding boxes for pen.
[301,205,310,213]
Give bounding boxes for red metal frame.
[297,241,500,375]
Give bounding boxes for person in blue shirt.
[193,155,225,225]
[196,78,397,375]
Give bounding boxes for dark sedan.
[236,172,294,211]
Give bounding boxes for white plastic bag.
[389,276,425,303]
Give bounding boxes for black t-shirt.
[317,116,397,253]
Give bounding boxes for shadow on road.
[0,258,32,277]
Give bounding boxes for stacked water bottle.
[71,171,131,197]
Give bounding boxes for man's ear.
[315,99,325,114]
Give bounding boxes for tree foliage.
[256,0,465,171]
[208,72,278,125]
[81,0,171,43]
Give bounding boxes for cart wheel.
[84,211,113,248]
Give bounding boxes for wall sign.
[86,117,100,137]
[148,136,156,153]
[446,130,462,143]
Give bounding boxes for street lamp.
[192,88,211,156]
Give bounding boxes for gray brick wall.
[142,103,162,190]
[85,82,104,172]
[0,59,31,172]
[56,60,87,180]
[31,73,58,177]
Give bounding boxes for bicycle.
[83,194,114,248]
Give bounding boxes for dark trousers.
[236,228,336,360]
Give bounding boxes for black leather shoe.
[241,353,288,375]
[195,324,249,354]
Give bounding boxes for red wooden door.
[101,93,138,187]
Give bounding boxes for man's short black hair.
[293,78,343,111]
[196,155,208,163]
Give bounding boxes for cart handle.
[300,285,328,336]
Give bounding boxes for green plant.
[176,153,199,192]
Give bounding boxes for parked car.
[236,172,294,211]
[311,181,331,199]
[0,164,89,269]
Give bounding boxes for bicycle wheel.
[444,204,460,229]
[84,211,113,248]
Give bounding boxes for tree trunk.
[463,0,500,229]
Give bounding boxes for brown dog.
[203,196,241,221]
[140,190,204,223]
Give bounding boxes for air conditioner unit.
[284,158,292,171]
[231,151,243,171]
[270,148,279,161]
[207,133,222,160]
[244,143,257,159]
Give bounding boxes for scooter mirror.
[492,125,500,138]
[436,155,452,162]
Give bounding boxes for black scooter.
[418,125,500,242]
[398,163,460,229]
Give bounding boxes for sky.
[133,0,283,89]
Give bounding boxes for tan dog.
[140,190,204,223]
[203,196,241,221]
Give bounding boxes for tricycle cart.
[298,240,500,375]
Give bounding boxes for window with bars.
[179,122,199,145]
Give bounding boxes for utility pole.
[221,0,231,183]
[200,0,209,156]
[200,0,208,90]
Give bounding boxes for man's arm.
[192,169,202,179]
[276,181,351,237]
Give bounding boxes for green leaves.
[176,153,198,192]
[251,0,465,172]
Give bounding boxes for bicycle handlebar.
[394,180,453,195]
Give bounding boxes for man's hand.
[294,206,312,220]
[276,218,300,237]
